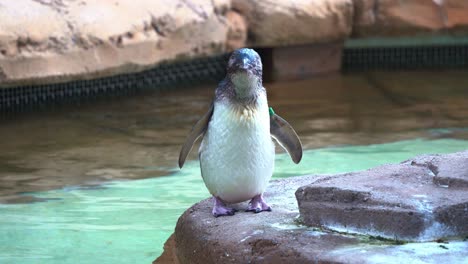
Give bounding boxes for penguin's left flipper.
[270,113,303,164]
[178,103,214,168]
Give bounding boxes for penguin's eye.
[228,58,236,67]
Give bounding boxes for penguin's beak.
[241,58,249,68]
[238,58,252,73]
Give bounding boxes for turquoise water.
[1,138,467,264]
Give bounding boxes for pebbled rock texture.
[296,150,468,241]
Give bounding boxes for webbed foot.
[246,194,272,213]
[212,196,237,217]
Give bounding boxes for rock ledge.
[296,151,468,241]
[154,151,468,264]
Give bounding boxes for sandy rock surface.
[232,0,354,46]
[2,0,468,86]
[352,0,468,36]
[0,0,232,86]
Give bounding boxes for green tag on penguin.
[269,107,275,117]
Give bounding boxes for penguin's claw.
[245,207,260,213]
[212,206,237,217]
[246,194,272,213]
[212,196,237,217]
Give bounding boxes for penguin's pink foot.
[246,194,272,213]
[212,196,237,217]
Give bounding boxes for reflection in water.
[1,71,468,202]
[0,70,468,262]
[1,139,468,264]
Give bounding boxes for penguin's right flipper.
[270,113,303,164]
[178,103,214,168]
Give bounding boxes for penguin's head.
[227,48,263,99]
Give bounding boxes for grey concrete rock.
[296,150,468,241]
[155,152,468,263]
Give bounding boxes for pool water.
[1,139,468,264]
[1,71,468,263]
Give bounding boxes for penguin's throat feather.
[229,104,260,124]
[231,72,261,99]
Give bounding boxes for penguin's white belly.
[199,100,275,203]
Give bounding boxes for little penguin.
[178,48,302,217]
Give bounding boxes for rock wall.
[353,0,468,36]
[0,0,234,86]
[1,0,468,86]
[231,0,354,46]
